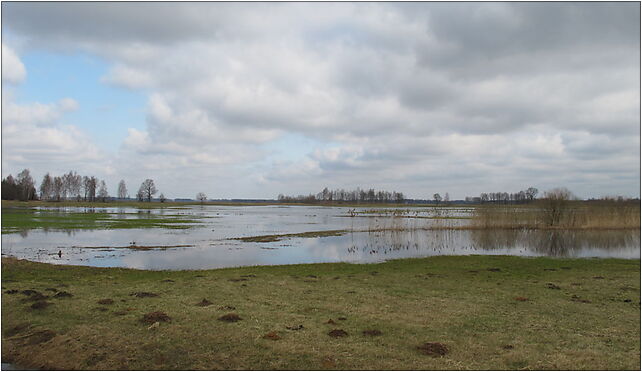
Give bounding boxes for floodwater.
[1,205,639,270]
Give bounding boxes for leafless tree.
[541,187,575,226]
[433,193,442,204]
[53,176,63,201]
[16,169,36,201]
[196,192,207,203]
[40,173,53,201]
[139,179,157,202]
[159,193,167,203]
[98,180,109,202]
[117,180,128,199]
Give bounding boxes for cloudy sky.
[2,2,640,199]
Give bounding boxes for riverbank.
[2,256,639,370]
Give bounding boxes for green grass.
[2,256,639,370]
[1,207,203,234]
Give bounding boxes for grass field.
[2,256,639,370]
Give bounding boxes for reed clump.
[472,200,640,230]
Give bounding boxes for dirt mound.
[53,291,73,298]
[5,289,18,294]
[196,298,213,307]
[338,317,347,321]
[4,323,31,337]
[218,305,236,310]
[25,329,57,345]
[30,301,52,310]
[23,292,49,302]
[593,276,605,280]
[326,319,337,325]
[321,356,336,368]
[263,331,281,340]
[502,344,514,350]
[20,289,40,296]
[161,279,175,283]
[286,325,304,331]
[487,268,501,272]
[141,311,171,324]
[97,298,114,305]
[362,329,382,336]
[218,313,242,322]
[328,329,348,338]
[546,283,561,290]
[130,292,159,298]
[514,296,529,302]
[417,342,449,357]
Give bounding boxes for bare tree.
[526,187,539,202]
[39,173,53,201]
[159,193,167,203]
[16,169,36,201]
[53,176,63,201]
[98,180,109,202]
[117,180,128,199]
[541,187,574,226]
[444,192,450,204]
[433,193,442,204]
[196,192,207,203]
[139,179,157,202]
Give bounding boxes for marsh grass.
[471,202,640,230]
[2,256,639,370]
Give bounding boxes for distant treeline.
[464,187,539,204]
[278,187,405,204]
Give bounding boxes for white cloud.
[2,44,26,84]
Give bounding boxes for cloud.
[2,44,26,84]
[2,3,639,198]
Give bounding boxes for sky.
[1,2,640,200]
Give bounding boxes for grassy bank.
[2,256,639,370]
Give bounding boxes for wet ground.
[1,205,639,270]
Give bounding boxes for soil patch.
[240,274,256,278]
[544,268,557,271]
[114,311,128,316]
[263,331,281,340]
[417,342,449,357]
[286,325,304,331]
[218,313,242,322]
[97,298,114,305]
[22,292,49,302]
[328,329,348,338]
[161,279,175,283]
[547,283,561,290]
[130,292,159,298]
[218,305,236,311]
[561,267,572,270]
[4,322,31,337]
[228,278,248,282]
[362,329,382,336]
[30,301,51,310]
[502,344,514,350]
[326,319,337,325]
[593,276,605,280]
[53,291,73,298]
[514,296,529,302]
[487,268,501,272]
[338,317,347,321]
[196,298,213,307]
[141,311,171,324]
[94,307,109,312]
[5,289,19,294]
[20,289,40,296]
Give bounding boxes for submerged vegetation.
[2,256,639,370]
[1,207,202,234]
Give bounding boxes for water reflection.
[2,205,639,270]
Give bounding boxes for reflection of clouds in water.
[3,205,639,269]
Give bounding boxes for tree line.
[1,169,164,203]
[464,187,539,204]
[278,187,405,204]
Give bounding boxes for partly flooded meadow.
[2,203,639,270]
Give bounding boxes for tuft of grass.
[2,255,639,370]
[234,230,348,242]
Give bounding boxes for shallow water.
[1,205,639,270]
